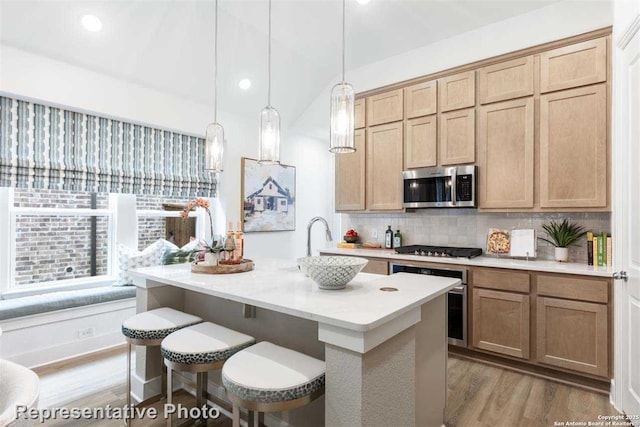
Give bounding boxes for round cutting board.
[191,259,254,274]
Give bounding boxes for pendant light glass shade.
[258,105,280,164]
[330,0,356,154]
[204,122,225,172]
[329,82,355,153]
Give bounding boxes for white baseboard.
[0,299,135,368]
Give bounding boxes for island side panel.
[415,293,447,427]
[325,325,417,426]
[135,281,186,402]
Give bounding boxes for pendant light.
[204,0,225,173]
[258,0,281,164]
[329,0,355,154]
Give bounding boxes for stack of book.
[587,232,612,267]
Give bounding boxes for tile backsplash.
[341,210,611,263]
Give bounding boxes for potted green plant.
[538,219,587,262]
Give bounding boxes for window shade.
[0,96,216,197]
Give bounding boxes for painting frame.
[241,157,296,232]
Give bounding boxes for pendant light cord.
[214,0,218,123]
[268,0,272,106]
[342,0,346,83]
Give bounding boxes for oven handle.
[451,168,457,205]
[450,284,466,293]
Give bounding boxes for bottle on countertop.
[225,221,236,261]
[234,221,244,261]
[393,229,402,248]
[385,225,393,249]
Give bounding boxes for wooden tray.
[191,259,254,274]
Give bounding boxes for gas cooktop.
[395,245,483,259]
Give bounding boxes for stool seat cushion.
[161,322,255,365]
[222,342,325,404]
[122,307,202,341]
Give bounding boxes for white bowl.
[297,256,368,290]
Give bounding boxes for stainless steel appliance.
[403,165,476,208]
[395,244,483,259]
[391,262,468,347]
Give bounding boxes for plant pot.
[204,252,218,266]
[555,247,569,263]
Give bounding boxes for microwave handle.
[451,168,457,205]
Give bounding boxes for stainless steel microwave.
[402,165,477,208]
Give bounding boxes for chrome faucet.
[306,216,333,257]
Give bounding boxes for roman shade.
[0,96,216,197]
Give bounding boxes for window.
[0,187,114,297]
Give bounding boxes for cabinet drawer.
[366,89,403,126]
[473,268,530,293]
[362,259,389,275]
[536,274,609,303]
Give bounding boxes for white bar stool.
[161,322,255,427]
[121,307,202,425]
[222,342,325,427]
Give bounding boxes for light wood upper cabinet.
[354,99,366,129]
[540,84,607,208]
[405,116,437,169]
[438,71,475,112]
[536,296,608,377]
[472,288,530,360]
[439,108,475,165]
[366,89,403,126]
[478,98,534,209]
[335,129,366,211]
[540,38,607,93]
[404,80,437,118]
[479,56,534,104]
[367,122,404,210]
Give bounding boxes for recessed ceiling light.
[356,0,371,4]
[238,79,251,90]
[81,15,103,32]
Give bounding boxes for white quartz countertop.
[319,248,613,278]
[130,259,460,332]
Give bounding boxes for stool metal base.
[228,388,324,427]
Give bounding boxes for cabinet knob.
[613,271,628,281]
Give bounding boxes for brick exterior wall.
[14,189,109,286]
[12,190,190,286]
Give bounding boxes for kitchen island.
[131,258,459,427]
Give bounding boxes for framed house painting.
[241,158,295,232]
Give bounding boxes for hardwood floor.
[30,347,619,426]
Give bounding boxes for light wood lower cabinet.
[367,122,404,210]
[335,129,366,211]
[536,296,608,377]
[472,288,530,359]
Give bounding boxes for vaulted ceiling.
[1,0,563,125]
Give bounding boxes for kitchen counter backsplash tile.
[342,211,611,263]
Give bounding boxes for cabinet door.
[540,84,607,208]
[438,70,475,112]
[540,38,607,93]
[439,108,475,165]
[536,297,608,377]
[367,122,404,210]
[477,98,534,208]
[335,129,366,211]
[366,89,403,126]
[479,56,534,104]
[404,116,437,169]
[472,288,530,359]
[404,80,437,118]
[354,99,366,129]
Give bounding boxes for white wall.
[0,45,334,260]
[292,0,613,139]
